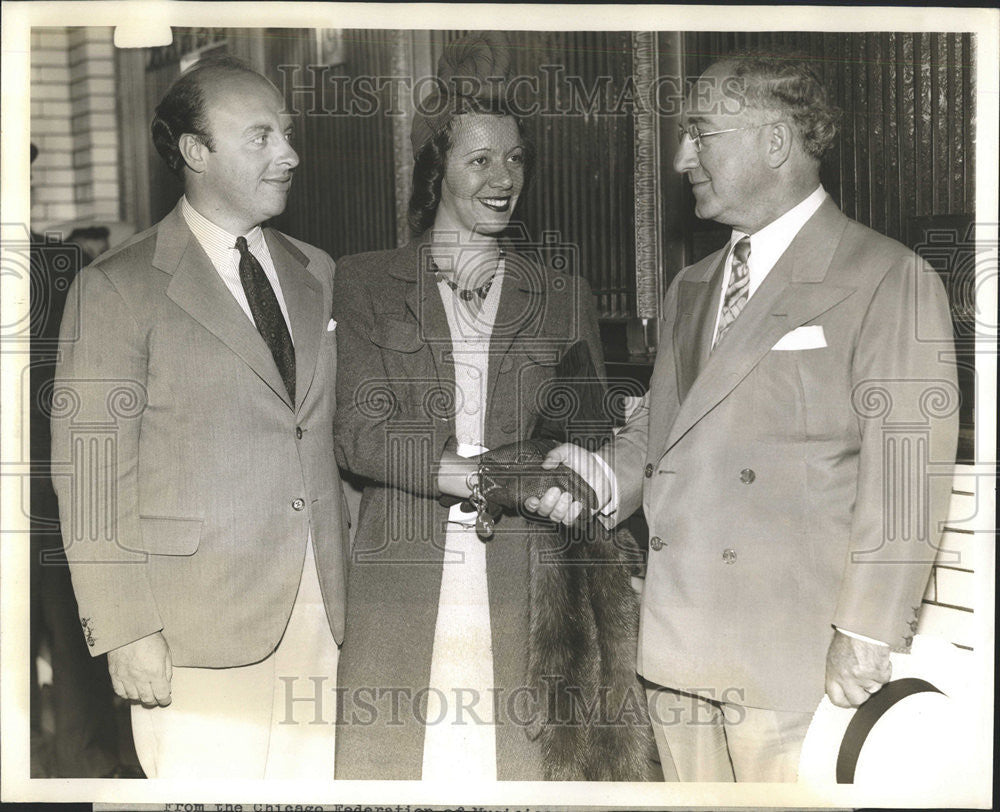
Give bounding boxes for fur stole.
[525,519,660,781]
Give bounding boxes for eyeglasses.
[676,121,782,153]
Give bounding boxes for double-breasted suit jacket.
[51,202,349,667]
[604,198,959,713]
[331,234,605,779]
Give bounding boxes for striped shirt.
[180,196,293,340]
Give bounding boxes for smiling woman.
[435,115,525,240]
[411,111,527,294]
[331,31,656,782]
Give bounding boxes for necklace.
[430,249,504,301]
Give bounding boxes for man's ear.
[765,121,793,168]
[178,134,208,174]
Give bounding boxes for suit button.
[722,548,737,564]
[291,498,306,511]
[740,468,755,484]
[295,427,303,439]
[644,463,654,478]
[649,536,664,551]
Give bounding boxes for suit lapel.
[662,198,855,454]
[674,251,726,403]
[160,206,293,407]
[395,237,453,384]
[266,229,323,412]
[486,247,547,417]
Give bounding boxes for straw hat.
[797,634,977,788]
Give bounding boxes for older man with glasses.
[528,53,958,782]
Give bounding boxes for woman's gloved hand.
[477,438,599,514]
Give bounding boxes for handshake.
[479,438,600,512]
[444,439,613,538]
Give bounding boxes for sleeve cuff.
[591,451,618,516]
[835,626,889,647]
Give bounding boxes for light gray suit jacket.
[51,201,348,666]
[603,198,958,712]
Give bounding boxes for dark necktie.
[235,236,295,404]
[713,236,751,349]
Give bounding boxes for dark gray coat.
[332,233,612,779]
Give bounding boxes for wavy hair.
[407,105,534,238]
[724,52,841,160]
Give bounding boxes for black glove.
[477,438,599,514]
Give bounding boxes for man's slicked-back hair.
[721,51,841,160]
[151,55,264,178]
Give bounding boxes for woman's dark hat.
[410,31,513,154]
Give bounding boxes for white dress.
[421,260,506,782]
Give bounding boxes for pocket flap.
[523,344,562,366]
[137,516,203,556]
[370,318,422,352]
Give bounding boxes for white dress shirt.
[711,184,827,345]
[180,196,294,339]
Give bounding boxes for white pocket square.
[772,324,826,351]
[326,319,337,332]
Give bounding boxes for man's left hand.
[825,629,892,708]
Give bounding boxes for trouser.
[131,540,339,779]
[646,685,812,782]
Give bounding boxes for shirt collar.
[729,184,827,272]
[180,196,265,258]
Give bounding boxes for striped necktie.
[714,236,751,349]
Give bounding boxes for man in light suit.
[51,57,348,778]
[529,54,958,781]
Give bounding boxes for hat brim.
[797,634,976,787]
